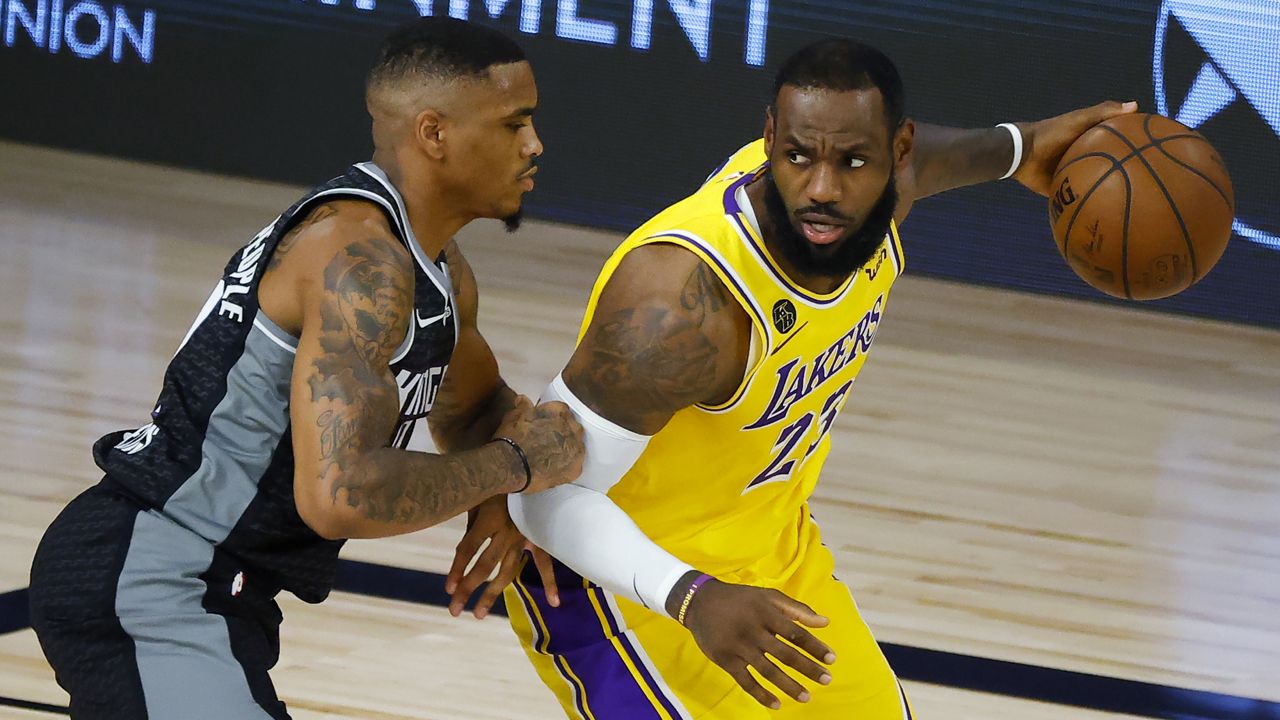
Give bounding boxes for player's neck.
[373,150,469,260]
[743,178,849,295]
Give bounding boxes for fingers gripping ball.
[1048,113,1234,300]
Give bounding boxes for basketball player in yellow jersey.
[498,39,1136,718]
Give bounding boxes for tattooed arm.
[551,242,753,602]
[563,242,751,433]
[445,241,751,620]
[428,239,517,453]
[510,244,835,707]
[261,203,582,540]
[511,242,750,609]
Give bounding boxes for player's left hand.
[1012,100,1138,196]
[445,495,560,618]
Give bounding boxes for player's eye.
[848,157,867,168]
[787,151,809,165]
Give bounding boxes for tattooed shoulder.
[679,262,733,326]
[318,236,414,367]
[268,202,340,272]
[566,246,748,433]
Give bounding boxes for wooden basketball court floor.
[0,140,1277,719]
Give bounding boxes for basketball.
[1047,113,1235,300]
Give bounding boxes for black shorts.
[29,482,291,720]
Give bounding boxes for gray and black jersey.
[91,162,457,603]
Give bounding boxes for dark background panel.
[1,0,1275,327]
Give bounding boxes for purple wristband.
[677,573,716,626]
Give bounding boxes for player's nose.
[804,163,841,205]
[525,124,544,158]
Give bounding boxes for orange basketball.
[1047,113,1235,300]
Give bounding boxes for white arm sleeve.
[508,375,694,617]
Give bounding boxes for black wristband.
[492,437,532,493]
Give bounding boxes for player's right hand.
[683,579,835,709]
[495,397,585,494]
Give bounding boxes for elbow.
[300,505,351,541]
[296,484,353,541]
[306,516,350,542]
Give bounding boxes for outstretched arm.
[895,100,1138,224]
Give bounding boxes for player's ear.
[414,108,447,161]
[893,118,914,170]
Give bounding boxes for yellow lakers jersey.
[580,140,905,586]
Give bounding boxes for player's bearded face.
[762,169,897,279]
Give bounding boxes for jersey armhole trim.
[888,220,905,276]
[252,312,298,354]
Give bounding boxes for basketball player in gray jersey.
[28,18,584,720]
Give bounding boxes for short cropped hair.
[367,16,526,89]
[774,39,905,129]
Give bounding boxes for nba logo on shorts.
[1153,0,1280,250]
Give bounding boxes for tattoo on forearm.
[333,445,518,526]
